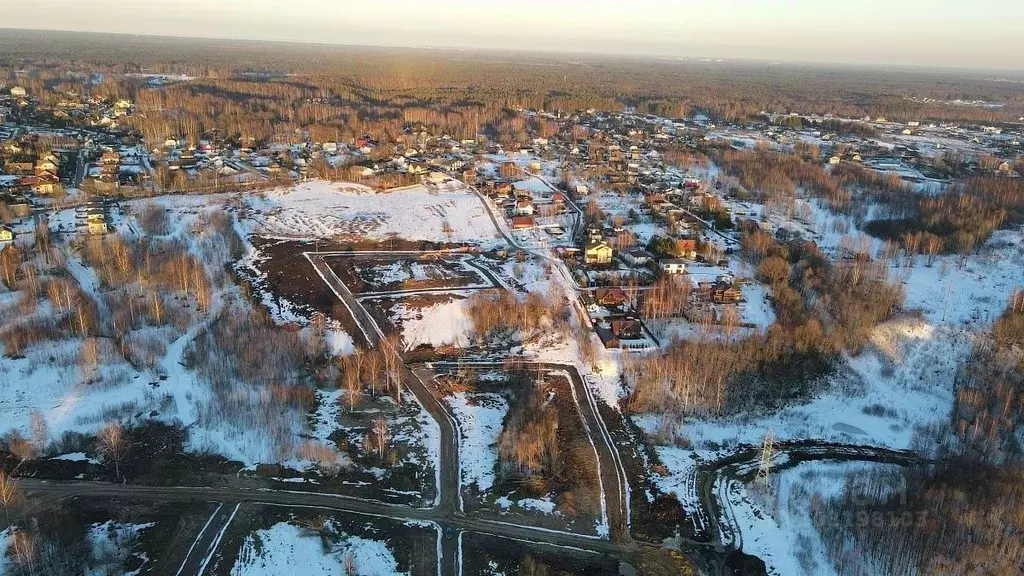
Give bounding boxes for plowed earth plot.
[325,254,492,295]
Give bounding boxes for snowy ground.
[354,258,488,294]
[0,527,12,574]
[637,315,967,465]
[242,180,502,246]
[384,296,475,351]
[231,521,407,576]
[722,461,902,576]
[303,387,440,503]
[895,229,1024,325]
[85,520,154,576]
[448,391,509,493]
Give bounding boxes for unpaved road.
[17,479,632,574]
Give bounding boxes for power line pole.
[757,426,775,489]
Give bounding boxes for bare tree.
[98,422,129,482]
[343,550,358,576]
[368,417,389,460]
[363,351,382,398]
[924,234,943,267]
[4,430,35,463]
[8,528,37,573]
[308,312,328,363]
[344,364,362,412]
[0,245,21,289]
[721,304,741,339]
[151,292,164,325]
[29,411,48,453]
[0,470,23,522]
[79,338,101,383]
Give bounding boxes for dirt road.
[18,479,632,573]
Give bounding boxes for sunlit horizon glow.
[4,0,1023,71]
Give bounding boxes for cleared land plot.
[363,293,475,353]
[243,180,500,245]
[288,387,440,507]
[204,504,438,576]
[433,367,605,536]
[325,254,492,295]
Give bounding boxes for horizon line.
[2,27,1023,77]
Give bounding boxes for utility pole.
[757,426,775,489]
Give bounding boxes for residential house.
[33,173,63,195]
[621,248,653,267]
[408,162,430,175]
[511,215,536,230]
[0,225,14,243]
[594,287,627,308]
[498,161,518,180]
[79,202,110,235]
[9,87,26,98]
[551,192,566,213]
[3,162,34,175]
[584,241,614,265]
[101,149,120,170]
[610,318,643,339]
[87,219,109,235]
[2,197,31,218]
[514,198,535,216]
[659,259,687,275]
[35,157,59,176]
[493,182,513,199]
[597,317,646,349]
[698,281,742,304]
[674,238,698,259]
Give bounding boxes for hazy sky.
[5,0,1023,70]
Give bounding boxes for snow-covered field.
[231,521,406,576]
[448,391,508,492]
[242,180,501,245]
[896,229,1024,325]
[386,296,474,350]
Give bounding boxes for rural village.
[1,39,1024,576]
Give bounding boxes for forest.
[3,29,1024,157]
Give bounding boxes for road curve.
[697,442,930,552]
